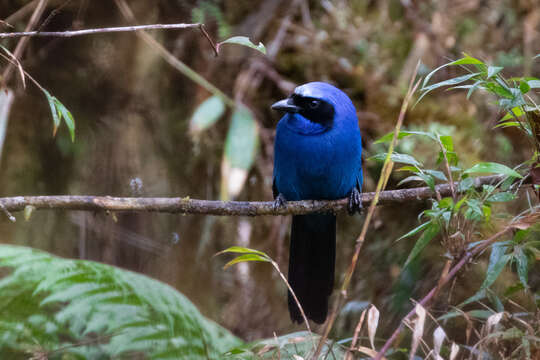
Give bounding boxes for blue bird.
[272,82,363,324]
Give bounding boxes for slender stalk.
[0,23,201,38]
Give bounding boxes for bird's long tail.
[288,213,336,324]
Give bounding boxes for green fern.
[0,245,241,359]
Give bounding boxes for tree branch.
[0,176,503,217]
[0,23,201,38]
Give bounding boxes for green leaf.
[223,254,270,269]
[370,152,422,167]
[485,82,514,98]
[373,130,436,144]
[424,169,447,181]
[437,197,453,209]
[466,80,484,99]
[519,80,531,94]
[487,191,516,202]
[458,177,474,192]
[396,221,432,242]
[458,289,486,308]
[487,66,503,79]
[42,90,60,136]
[218,36,266,54]
[464,162,522,178]
[464,199,483,221]
[417,172,435,191]
[189,96,226,133]
[397,175,425,187]
[422,55,484,89]
[515,247,528,288]
[479,243,511,291]
[439,135,454,152]
[216,246,269,259]
[418,72,481,104]
[54,98,75,142]
[397,165,421,173]
[494,121,521,129]
[403,222,440,268]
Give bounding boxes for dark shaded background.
[1,0,538,343]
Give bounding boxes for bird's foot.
[347,188,363,215]
[273,193,287,211]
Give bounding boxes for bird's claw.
[273,193,287,211]
[347,188,363,215]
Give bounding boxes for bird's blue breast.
[273,112,362,201]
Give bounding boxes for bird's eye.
[309,100,320,109]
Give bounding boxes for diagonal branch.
[0,175,504,218]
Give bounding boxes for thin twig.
[270,260,314,345]
[345,309,367,360]
[0,23,202,38]
[313,62,422,359]
[198,24,218,57]
[1,0,48,87]
[0,175,506,217]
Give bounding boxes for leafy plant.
[0,245,242,359]
[419,53,540,173]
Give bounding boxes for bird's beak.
[271,98,301,113]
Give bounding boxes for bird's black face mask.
[271,94,335,127]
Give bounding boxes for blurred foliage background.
[0,0,539,347]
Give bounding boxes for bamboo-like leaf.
[515,247,529,288]
[479,243,511,291]
[42,90,60,136]
[422,55,484,89]
[519,80,531,94]
[370,152,422,167]
[403,222,440,268]
[216,246,269,259]
[223,254,270,269]
[396,221,432,242]
[418,72,481,104]
[464,162,522,178]
[487,66,503,79]
[54,98,76,142]
[218,36,266,54]
[373,130,436,144]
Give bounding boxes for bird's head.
[271,82,357,134]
